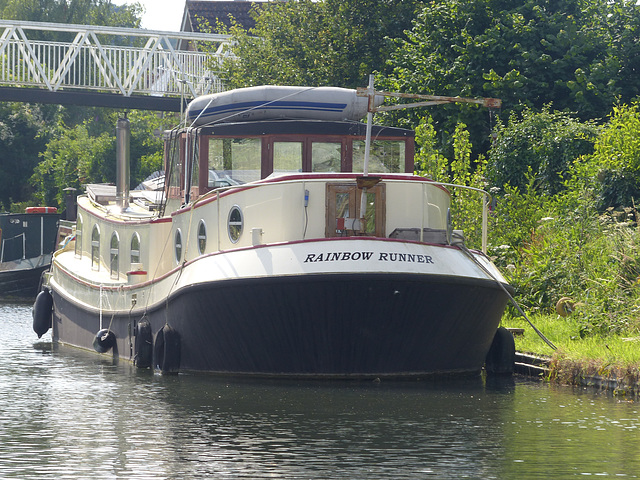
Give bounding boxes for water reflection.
[1,302,639,479]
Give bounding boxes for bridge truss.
[0,20,232,110]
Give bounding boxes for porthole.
[174,229,183,264]
[197,220,207,254]
[228,206,243,243]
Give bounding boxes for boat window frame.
[91,224,100,271]
[110,231,119,280]
[130,232,140,265]
[75,213,83,258]
[326,183,386,237]
[192,127,413,193]
[227,205,243,244]
[197,219,207,255]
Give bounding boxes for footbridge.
[0,20,232,112]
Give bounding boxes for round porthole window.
[197,220,207,254]
[228,206,243,243]
[174,229,183,263]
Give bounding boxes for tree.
[210,0,423,89]
[0,0,145,209]
[575,103,640,210]
[1,0,142,34]
[0,103,59,211]
[487,107,598,195]
[385,0,640,158]
[32,110,176,208]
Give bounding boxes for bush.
[487,107,598,195]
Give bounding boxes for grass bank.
[501,313,640,393]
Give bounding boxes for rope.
[454,235,558,351]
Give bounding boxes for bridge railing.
[0,20,232,99]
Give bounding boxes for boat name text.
[304,252,434,264]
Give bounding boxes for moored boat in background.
[35,81,514,378]
[1,208,60,299]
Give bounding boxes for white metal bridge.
[0,20,232,111]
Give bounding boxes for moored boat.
[37,82,513,378]
[0,208,60,299]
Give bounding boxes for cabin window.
[110,232,119,280]
[273,141,302,173]
[75,214,83,258]
[130,233,140,265]
[91,224,100,270]
[228,206,243,243]
[208,138,261,184]
[352,140,405,173]
[197,220,207,254]
[311,142,341,172]
[174,229,183,264]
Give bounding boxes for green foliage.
[32,111,175,208]
[0,103,60,210]
[577,103,640,210]
[415,118,488,248]
[489,161,640,338]
[210,0,421,89]
[1,0,142,41]
[385,0,640,158]
[487,107,598,195]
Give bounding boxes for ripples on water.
[1,302,640,479]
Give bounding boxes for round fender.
[154,324,181,374]
[134,319,153,369]
[485,327,515,375]
[93,329,116,353]
[32,289,53,338]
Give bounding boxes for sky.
[111,0,186,32]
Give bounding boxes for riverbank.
[503,314,640,396]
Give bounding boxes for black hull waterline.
[0,263,49,299]
[51,273,510,378]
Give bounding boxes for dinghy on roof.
[185,85,385,126]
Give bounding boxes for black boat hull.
[0,263,49,299]
[51,272,510,378]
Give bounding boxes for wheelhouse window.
[352,140,405,173]
[208,138,261,184]
[273,141,302,173]
[311,142,341,172]
[110,232,119,279]
[197,220,207,254]
[75,214,83,258]
[130,233,140,265]
[174,229,183,264]
[228,206,243,243]
[91,224,100,270]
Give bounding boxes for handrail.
[427,182,491,254]
[0,20,231,98]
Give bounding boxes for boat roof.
[169,120,414,138]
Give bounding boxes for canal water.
[1,301,640,479]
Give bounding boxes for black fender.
[154,324,181,374]
[134,319,153,369]
[32,289,53,338]
[93,329,116,353]
[485,327,515,375]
